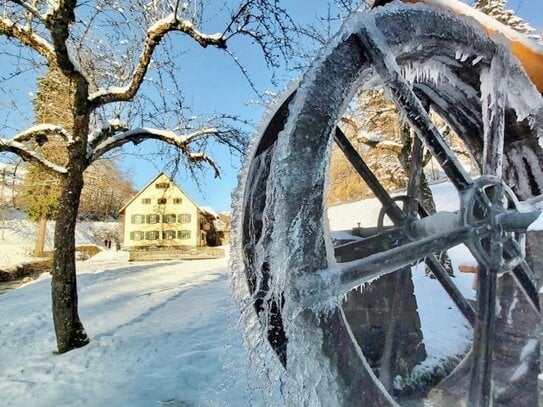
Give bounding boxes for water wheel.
[232,4,543,406]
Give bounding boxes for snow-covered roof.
[199,206,219,219]
[118,173,219,218]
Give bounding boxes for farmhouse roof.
[118,172,211,215]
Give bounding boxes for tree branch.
[0,138,67,175]
[88,14,227,107]
[9,0,46,23]
[185,152,221,179]
[88,127,226,178]
[87,119,128,152]
[45,0,78,75]
[13,124,73,145]
[0,17,55,62]
[357,134,403,153]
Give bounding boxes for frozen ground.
[0,182,474,406]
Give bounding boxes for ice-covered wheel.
[233,4,543,406]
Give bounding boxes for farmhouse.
[119,173,220,252]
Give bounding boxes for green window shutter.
[131,215,135,224]
[130,232,134,240]
[146,214,150,224]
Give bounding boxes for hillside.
[0,215,119,270]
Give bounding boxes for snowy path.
[0,251,259,407]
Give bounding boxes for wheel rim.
[233,5,542,406]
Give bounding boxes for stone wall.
[335,238,426,387]
[129,246,224,261]
[342,270,426,379]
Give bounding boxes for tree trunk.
[33,216,47,257]
[51,163,89,353]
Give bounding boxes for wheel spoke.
[504,240,540,313]
[334,127,406,224]
[406,131,425,219]
[424,255,476,326]
[296,226,472,309]
[335,125,477,324]
[468,266,498,407]
[334,228,409,263]
[379,268,410,392]
[354,22,473,192]
[468,184,504,406]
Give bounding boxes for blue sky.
[1,1,542,212]
[119,1,336,212]
[122,0,543,212]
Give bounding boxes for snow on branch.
[358,134,402,154]
[186,152,221,179]
[88,14,226,106]
[0,138,67,175]
[0,17,55,62]
[13,124,73,145]
[87,119,128,152]
[88,127,225,177]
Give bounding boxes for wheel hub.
[462,176,536,270]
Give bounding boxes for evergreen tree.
[474,0,542,41]
[21,68,72,256]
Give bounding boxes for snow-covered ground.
[0,215,119,270]
[0,182,475,406]
[0,251,259,406]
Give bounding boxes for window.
[146,214,160,224]
[173,198,182,204]
[131,214,145,224]
[163,214,177,224]
[178,213,191,223]
[163,230,176,240]
[178,230,191,239]
[156,182,170,189]
[145,231,159,240]
[142,198,151,204]
[158,198,167,205]
[130,231,144,241]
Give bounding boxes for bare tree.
[0,0,297,353]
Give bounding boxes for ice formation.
[230,2,543,406]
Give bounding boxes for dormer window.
[142,198,151,204]
[173,198,182,204]
[156,182,170,189]
[158,198,167,204]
